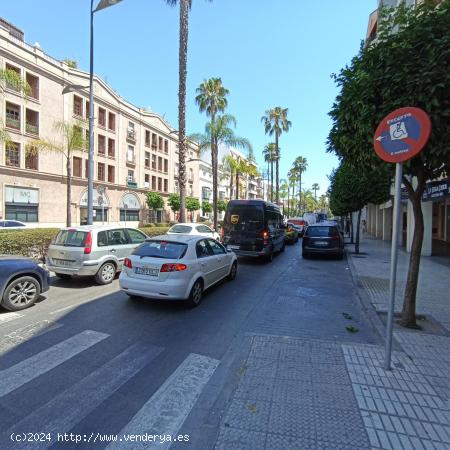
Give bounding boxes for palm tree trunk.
[299,172,302,216]
[267,161,270,201]
[275,133,279,203]
[236,171,239,199]
[229,168,233,200]
[177,0,189,223]
[287,187,290,218]
[66,156,72,227]
[212,136,218,230]
[270,160,274,202]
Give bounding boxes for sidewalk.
[345,235,450,449]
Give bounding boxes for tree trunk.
[287,188,290,218]
[275,133,279,203]
[229,168,233,201]
[299,173,302,216]
[267,161,270,201]
[235,171,239,200]
[270,160,273,202]
[212,136,218,230]
[177,0,189,223]
[66,157,72,227]
[400,173,426,328]
[350,213,354,244]
[355,209,362,254]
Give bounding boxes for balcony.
[127,180,138,188]
[5,116,20,130]
[126,129,136,142]
[25,122,39,136]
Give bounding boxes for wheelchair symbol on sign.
[390,122,408,141]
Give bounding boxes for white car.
[167,223,220,241]
[119,234,237,307]
[0,220,27,229]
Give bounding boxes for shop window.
[120,209,140,222]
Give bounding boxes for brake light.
[160,263,187,272]
[220,227,224,238]
[84,231,92,254]
[260,229,269,245]
[124,258,132,268]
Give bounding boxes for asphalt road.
[0,242,379,450]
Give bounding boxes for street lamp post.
[87,0,123,225]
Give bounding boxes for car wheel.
[228,261,237,281]
[186,279,203,308]
[55,273,71,280]
[302,251,309,259]
[266,251,274,263]
[337,252,344,260]
[2,276,40,311]
[95,262,116,285]
[280,242,286,253]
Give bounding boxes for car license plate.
[227,245,239,250]
[53,258,72,267]
[135,267,159,276]
[315,241,328,246]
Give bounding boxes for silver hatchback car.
[46,225,147,284]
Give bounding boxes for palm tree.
[191,114,252,215]
[262,143,277,202]
[288,169,297,217]
[235,157,258,199]
[195,77,229,230]
[312,183,320,202]
[28,120,88,226]
[261,107,291,203]
[222,154,238,200]
[279,179,289,216]
[292,156,308,215]
[164,0,212,223]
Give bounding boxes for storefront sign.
[422,179,450,202]
[5,186,39,204]
[80,189,109,207]
[120,193,140,210]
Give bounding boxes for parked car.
[222,200,285,262]
[285,224,299,244]
[287,218,308,236]
[46,225,148,285]
[119,234,237,307]
[167,223,220,241]
[0,256,50,311]
[302,223,344,259]
[0,220,27,229]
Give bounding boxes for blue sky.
[2,0,375,197]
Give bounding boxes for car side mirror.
[227,248,233,253]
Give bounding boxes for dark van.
[222,200,285,262]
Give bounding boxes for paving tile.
[268,402,316,438]
[214,427,266,450]
[222,398,271,432]
[265,433,317,450]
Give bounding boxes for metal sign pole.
[384,162,403,370]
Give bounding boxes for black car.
[302,223,344,259]
[222,200,285,262]
[0,256,50,311]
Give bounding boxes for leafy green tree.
[261,108,291,203]
[168,193,181,220]
[146,192,165,223]
[217,199,228,213]
[195,77,229,230]
[29,120,88,226]
[186,197,201,221]
[202,201,212,215]
[63,59,78,68]
[291,156,308,214]
[327,0,450,327]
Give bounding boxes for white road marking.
[0,320,62,354]
[0,330,109,397]
[4,343,163,450]
[107,353,220,450]
[0,312,22,324]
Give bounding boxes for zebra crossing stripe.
[0,330,109,397]
[107,353,220,450]
[0,312,22,324]
[3,343,163,450]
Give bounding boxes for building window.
[5,63,21,91]
[97,162,105,181]
[108,138,115,158]
[144,173,150,187]
[84,159,89,178]
[202,187,210,201]
[145,151,150,168]
[151,154,156,170]
[98,107,106,127]
[164,179,168,192]
[85,100,90,119]
[5,142,20,167]
[120,209,139,222]
[152,133,157,149]
[158,177,162,191]
[108,112,116,131]
[175,163,179,177]
[26,73,39,100]
[164,159,168,174]
[5,102,20,130]
[127,170,134,183]
[25,146,38,170]
[189,168,194,182]
[73,95,83,117]
[164,139,169,153]
[174,181,179,194]
[127,145,135,164]
[5,186,39,223]
[152,176,156,190]
[98,135,106,155]
[145,130,151,147]
[158,156,163,172]
[158,136,163,151]
[127,121,135,140]
[25,109,39,136]
[189,184,193,196]
[108,165,115,183]
[73,156,83,177]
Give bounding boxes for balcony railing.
[127,129,136,141]
[127,180,138,188]
[5,116,20,130]
[25,122,39,135]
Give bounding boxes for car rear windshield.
[306,226,338,237]
[225,205,264,231]
[54,230,88,247]
[133,240,188,259]
[289,220,305,226]
[169,225,192,234]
